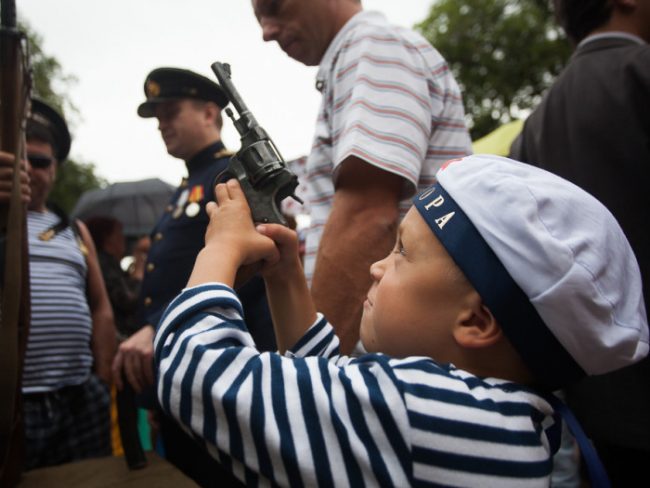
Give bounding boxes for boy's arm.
[257,224,317,353]
[153,284,413,487]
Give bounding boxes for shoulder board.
[214,149,235,159]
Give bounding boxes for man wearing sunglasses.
[0,99,117,469]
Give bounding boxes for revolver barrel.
[210,62,302,224]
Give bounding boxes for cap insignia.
[146,80,161,98]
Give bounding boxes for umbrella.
[72,178,175,237]
[471,119,524,156]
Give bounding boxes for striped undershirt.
[155,284,557,487]
[22,210,93,393]
[304,11,472,282]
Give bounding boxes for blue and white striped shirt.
[155,284,558,487]
[23,210,93,393]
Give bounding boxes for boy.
[154,155,647,486]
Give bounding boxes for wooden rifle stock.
[0,0,31,485]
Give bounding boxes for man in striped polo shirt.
[253,0,472,352]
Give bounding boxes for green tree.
[48,158,106,214]
[21,21,106,214]
[416,0,571,139]
[23,25,74,116]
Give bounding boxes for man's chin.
[164,145,181,159]
[281,43,318,66]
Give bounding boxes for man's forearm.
[311,205,398,353]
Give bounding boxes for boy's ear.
[453,294,502,348]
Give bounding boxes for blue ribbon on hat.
[412,184,585,391]
[543,393,612,488]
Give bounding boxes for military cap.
[137,67,228,118]
[27,99,71,163]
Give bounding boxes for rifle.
[0,0,31,485]
[211,62,302,225]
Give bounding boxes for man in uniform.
[112,68,274,487]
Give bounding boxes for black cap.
[137,67,229,118]
[27,99,71,163]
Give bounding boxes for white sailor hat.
[413,154,648,390]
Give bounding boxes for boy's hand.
[206,179,279,266]
[188,179,279,288]
[0,150,31,204]
[256,223,303,283]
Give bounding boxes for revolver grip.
[212,157,289,225]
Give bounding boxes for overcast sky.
[18,1,432,186]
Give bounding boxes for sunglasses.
[28,154,54,169]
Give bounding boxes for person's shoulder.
[212,148,235,161]
[205,148,234,172]
[622,43,650,73]
[193,147,233,182]
[202,148,233,181]
[389,357,540,398]
[344,12,447,73]
[578,37,650,66]
[350,12,432,51]
[579,40,650,87]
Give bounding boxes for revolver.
[211,61,302,225]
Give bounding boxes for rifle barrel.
[1,0,17,29]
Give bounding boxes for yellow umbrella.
[472,119,524,156]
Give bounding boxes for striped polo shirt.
[22,211,94,393]
[155,284,558,487]
[304,11,472,281]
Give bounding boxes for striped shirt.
[155,284,558,487]
[23,210,93,393]
[304,11,472,281]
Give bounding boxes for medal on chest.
[172,189,190,219]
[185,185,204,218]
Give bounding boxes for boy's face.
[360,207,474,361]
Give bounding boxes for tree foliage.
[416,0,571,139]
[23,25,73,117]
[48,158,106,214]
[20,21,106,214]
